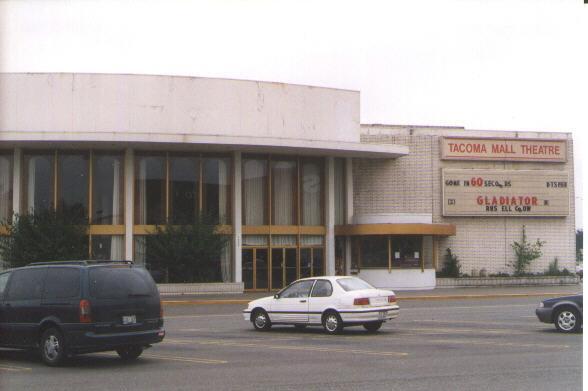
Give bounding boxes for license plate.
[378,311,387,320]
[371,297,387,306]
[122,315,136,325]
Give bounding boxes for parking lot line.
[0,363,32,372]
[425,338,570,349]
[164,338,408,357]
[98,351,227,365]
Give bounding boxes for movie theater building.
[0,73,575,290]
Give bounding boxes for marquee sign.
[442,169,569,217]
[441,137,567,162]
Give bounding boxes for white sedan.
[243,276,399,334]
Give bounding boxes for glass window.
[23,153,54,213]
[0,272,11,297]
[337,277,374,292]
[311,280,333,297]
[301,159,323,225]
[272,159,296,225]
[360,236,389,268]
[89,267,157,299]
[6,268,46,300]
[242,157,267,225]
[242,235,268,246]
[43,268,80,299]
[92,153,124,224]
[135,155,166,224]
[169,156,199,224]
[334,158,346,225]
[0,153,12,221]
[280,280,315,299]
[203,157,230,225]
[392,236,423,268]
[92,235,125,260]
[58,153,89,220]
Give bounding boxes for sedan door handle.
[299,300,307,303]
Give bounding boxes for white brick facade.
[357,125,575,275]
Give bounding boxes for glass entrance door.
[300,248,324,278]
[242,248,268,291]
[271,248,297,290]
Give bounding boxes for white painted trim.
[12,148,21,215]
[124,148,134,261]
[233,151,242,283]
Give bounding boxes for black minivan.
[0,261,165,366]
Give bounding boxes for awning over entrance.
[334,223,456,236]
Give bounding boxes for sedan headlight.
[538,302,544,308]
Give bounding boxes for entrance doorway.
[271,248,297,290]
[242,248,268,291]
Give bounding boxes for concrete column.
[124,148,134,261]
[233,151,242,283]
[12,148,21,215]
[325,157,335,276]
[345,158,354,274]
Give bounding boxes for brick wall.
[357,125,576,275]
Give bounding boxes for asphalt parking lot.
[0,293,582,391]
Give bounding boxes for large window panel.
[334,158,346,225]
[203,157,230,225]
[58,153,89,220]
[242,158,267,225]
[360,236,388,268]
[272,159,296,225]
[23,153,54,213]
[93,153,124,225]
[301,159,323,226]
[0,153,12,221]
[135,155,166,225]
[92,235,125,260]
[170,156,199,224]
[392,236,422,269]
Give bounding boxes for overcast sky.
[1,0,586,228]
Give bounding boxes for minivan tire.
[116,345,144,360]
[40,328,67,366]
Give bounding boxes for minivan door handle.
[299,300,307,303]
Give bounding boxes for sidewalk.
[161,283,583,305]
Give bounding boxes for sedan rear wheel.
[363,321,383,333]
[554,307,582,333]
[322,311,343,335]
[252,309,272,331]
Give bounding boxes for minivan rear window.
[89,267,157,299]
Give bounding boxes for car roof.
[296,276,355,283]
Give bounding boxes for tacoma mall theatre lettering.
[440,136,569,217]
[441,137,567,162]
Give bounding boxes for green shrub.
[510,225,545,276]
[438,248,461,278]
[0,209,89,268]
[145,213,229,283]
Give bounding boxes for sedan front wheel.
[322,311,343,335]
[554,307,582,333]
[252,309,272,331]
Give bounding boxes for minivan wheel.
[116,346,144,360]
[40,328,67,366]
[322,311,343,335]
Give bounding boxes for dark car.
[536,293,583,333]
[0,261,165,366]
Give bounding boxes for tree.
[438,248,461,278]
[0,209,89,268]
[145,213,229,283]
[510,225,545,276]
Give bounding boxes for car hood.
[245,296,274,310]
[543,294,582,304]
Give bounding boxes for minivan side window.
[0,272,11,298]
[6,268,46,300]
[43,268,81,299]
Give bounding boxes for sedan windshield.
[336,277,374,292]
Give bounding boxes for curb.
[161,292,571,306]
